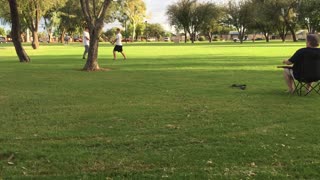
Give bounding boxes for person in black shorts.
[112,28,127,60]
[282,34,320,93]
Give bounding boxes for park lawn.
[0,41,319,179]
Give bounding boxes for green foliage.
[58,0,84,34]
[167,0,196,42]
[0,0,11,23]
[145,23,166,40]
[0,27,5,36]
[167,0,220,43]
[226,0,255,43]
[298,0,320,33]
[120,0,146,40]
[198,35,206,41]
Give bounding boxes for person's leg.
[83,45,88,59]
[113,51,117,60]
[283,68,294,93]
[119,46,126,60]
[121,52,126,60]
[306,83,313,91]
[113,46,117,60]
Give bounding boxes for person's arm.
[283,59,293,65]
[283,48,303,65]
[112,36,119,45]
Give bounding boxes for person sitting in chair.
[282,34,320,93]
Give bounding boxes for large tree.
[187,2,219,43]
[278,0,300,42]
[145,23,166,41]
[250,0,276,42]
[167,0,196,43]
[198,3,221,43]
[80,0,112,71]
[19,0,67,49]
[298,0,320,34]
[226,0,254,44]
[7,0,30,62]
[121,0,146,41]
[57,0,84,43]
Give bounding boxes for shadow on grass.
[0,54,288,73]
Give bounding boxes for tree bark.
[183,28,187,43]
[31,30,39,49]
[239,28,245,44]
[8,0,30,62]
[191,33,195,44]
[60,29,66,44]
[208,32,212,43]
[25,1,40,49]
[80,0,112,71]
[288,27,297,42]
[83,29,100,71]
[264,33,269,42]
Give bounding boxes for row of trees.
[0,0,148,49]
[104,23,168,42]
[167,0,320,44]
[1,0,148,71]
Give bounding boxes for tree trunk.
[289,27,297,42]
[264,33,269,42]
[80,0,112,71]
[239,28,245,44]
[48,29,52,43]
[83,29,100,71]
[208,32,212,43]
[31,30,39,49]
[278,26,287,42]
[190,32,195,44]
[132,23,136,42]
[280,35,285,42]
[59,29,66,43]
[27,2,40,49]
[8,0,30,62]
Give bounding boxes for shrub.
[198,36,206,41]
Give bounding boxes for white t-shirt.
[116,33,122,46]
[83,31,90,46]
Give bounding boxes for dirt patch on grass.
[76,68,113,72]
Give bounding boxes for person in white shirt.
[112,28,127,60]
[82,27,90,59]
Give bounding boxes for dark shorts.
[113,45,123,52]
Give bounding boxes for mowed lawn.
[0,41,319,179]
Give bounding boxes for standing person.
[82,27,90,59]
[112,28,127,60]
[282,34,320,93]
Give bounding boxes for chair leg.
[317,83,320,94]
[303,82,320,96]
[311,82,320,95]
[293,82,303,96]
[291,80,320,96]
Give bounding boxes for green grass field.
[0,41,319,179]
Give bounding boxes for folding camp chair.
[292,51,320,96]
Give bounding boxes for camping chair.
[292,52,320,96]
